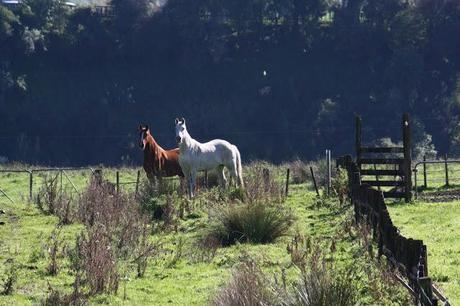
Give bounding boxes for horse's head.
[174,117,186,144]
[139,124,150,150]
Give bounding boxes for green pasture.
[1,166,410,305]
[387,200,460,305]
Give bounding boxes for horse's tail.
[235,147,244,187]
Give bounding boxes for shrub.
[36,173,60,214]
[72,178,152,295]
[284,158,311,184]
[211,256,274,306]
[244,161,284,203]
[137,179,181,221]
[132,221,162,278]
[331,167,348,205]
[46,228,63,276]
[55,192,75,225]
[281,243,358,306]
[1,259,17,295]
[78,179,144,256]
[307,158,336,191]
[35,172,77,224]
[81,225,119,295]
[205,202,294,246]
[43,281,87,306]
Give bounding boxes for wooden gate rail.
[337,155,445,306]
[356,114,412,202]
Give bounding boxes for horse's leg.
[190,169,197,198]
[219,166,227,189]
[157,175,163,191]
[185,172,193,199]
[147,172,156,186]
[227,157,238,188]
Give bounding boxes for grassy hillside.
[0,165,410,305]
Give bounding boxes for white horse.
[174,118,244,197]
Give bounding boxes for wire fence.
[413,158,460,190]
[0,167,150,205]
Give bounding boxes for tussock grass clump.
[205,202,294,246]
[211,257,274,306]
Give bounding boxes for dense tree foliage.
[0,0,459,165]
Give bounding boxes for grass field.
[387,200,460,305]
[0,165,411,305]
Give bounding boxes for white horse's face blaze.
[140,131,146,149]
[139,125,148,150]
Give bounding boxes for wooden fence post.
[135,170,140,197]
[285,168,290,196]
[29,171,33,202]
[60,169,63,195]
[326,149,331,196]
[444,154,449,187]
[116,171,120,193]
[356,115,362,166]
[93,169,102,185]
[263,168,270,191]
[403,113,412,203]
[310,166,319,196]
[423,155,427,189]
[418,277,436,306]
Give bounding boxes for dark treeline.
[1,0,460,166]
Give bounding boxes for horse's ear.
[175,118,179,124]
[145,125,149,131]
[180,117,185,124]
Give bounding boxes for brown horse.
[139,124,184,182]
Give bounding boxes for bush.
[35,172,77,224]
[331,167,348,205]
[205,202,294,246]
[282,241,358,306]
[46,228,63,276]
[244,161,284,203]
[306,158,336,192]
[284,158,311,184]
[78,179,144,256]
[80,225,120,295]
[1,259,17,295]
[35,173,60,215]
[211,256,274,306]
[137,179,181,221]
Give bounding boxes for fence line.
[338,155,449,306]
[413,158,460,198]
[0,167,146,202]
